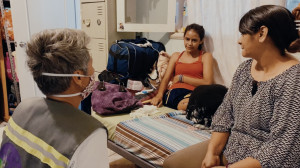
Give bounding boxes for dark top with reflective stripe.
[1,97,106,168]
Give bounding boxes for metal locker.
[90,39,107,73]
[81,2,106,39]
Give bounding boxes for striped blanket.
[115,111,211,168]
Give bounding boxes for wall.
[75,0,81,29]
[291,53,300,60]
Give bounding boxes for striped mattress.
[114,111,211,168]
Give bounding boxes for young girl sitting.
[151,23,214,110]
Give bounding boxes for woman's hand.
[151,95,163,107]
[173,75,180,84]
[159,51,171,58]
[201,153,220,168]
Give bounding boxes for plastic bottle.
[182,0,188,29]
[175,1,180,30]
[135,89,154,95]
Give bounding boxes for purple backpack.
[91,81,143,115]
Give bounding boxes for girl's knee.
[177,98,189,111]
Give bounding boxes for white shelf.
[170,33,184,40]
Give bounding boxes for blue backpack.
[107,38,165,81]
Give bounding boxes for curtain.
[187,0,286,87]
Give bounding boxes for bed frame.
[107,140,156,168]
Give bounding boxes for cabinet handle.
[83,19,91,27]
[97,19,101,26]
[19,42,27,48]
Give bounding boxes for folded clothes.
[130,105,160,118]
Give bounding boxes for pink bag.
[91,81,143,115]
[4,52,19,82]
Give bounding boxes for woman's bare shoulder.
[172,52,181,57]
[202,52,213,62]
[170,52,181,62]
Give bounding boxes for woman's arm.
[207,132,230,156]
[203,61,252,168]
[175,53,214,86]
[212,158,261,168]
[220,157,261,168]
[157,52,179,96]
[201,132,230,168]
[151,52,179,106]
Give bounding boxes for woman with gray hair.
[0,29,109,168]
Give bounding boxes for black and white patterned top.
[212,59,300,168]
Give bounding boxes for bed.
[92,107,211,168]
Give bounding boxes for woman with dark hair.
[164,5,300,168]
[151,23,214,111]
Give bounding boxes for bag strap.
[147,60,159,81]
[109,49,129,60]
[146,40,160,54]
[142,77,157,90]
[98,80,106,91]
[98,77,127,92]
[109,46,129,71]
[109,75,130,84]
[144,40,159,81]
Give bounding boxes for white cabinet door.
[117,0,176,32]
[90,39,107,73]
[10,0,77,100]
[81,2,106,39]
